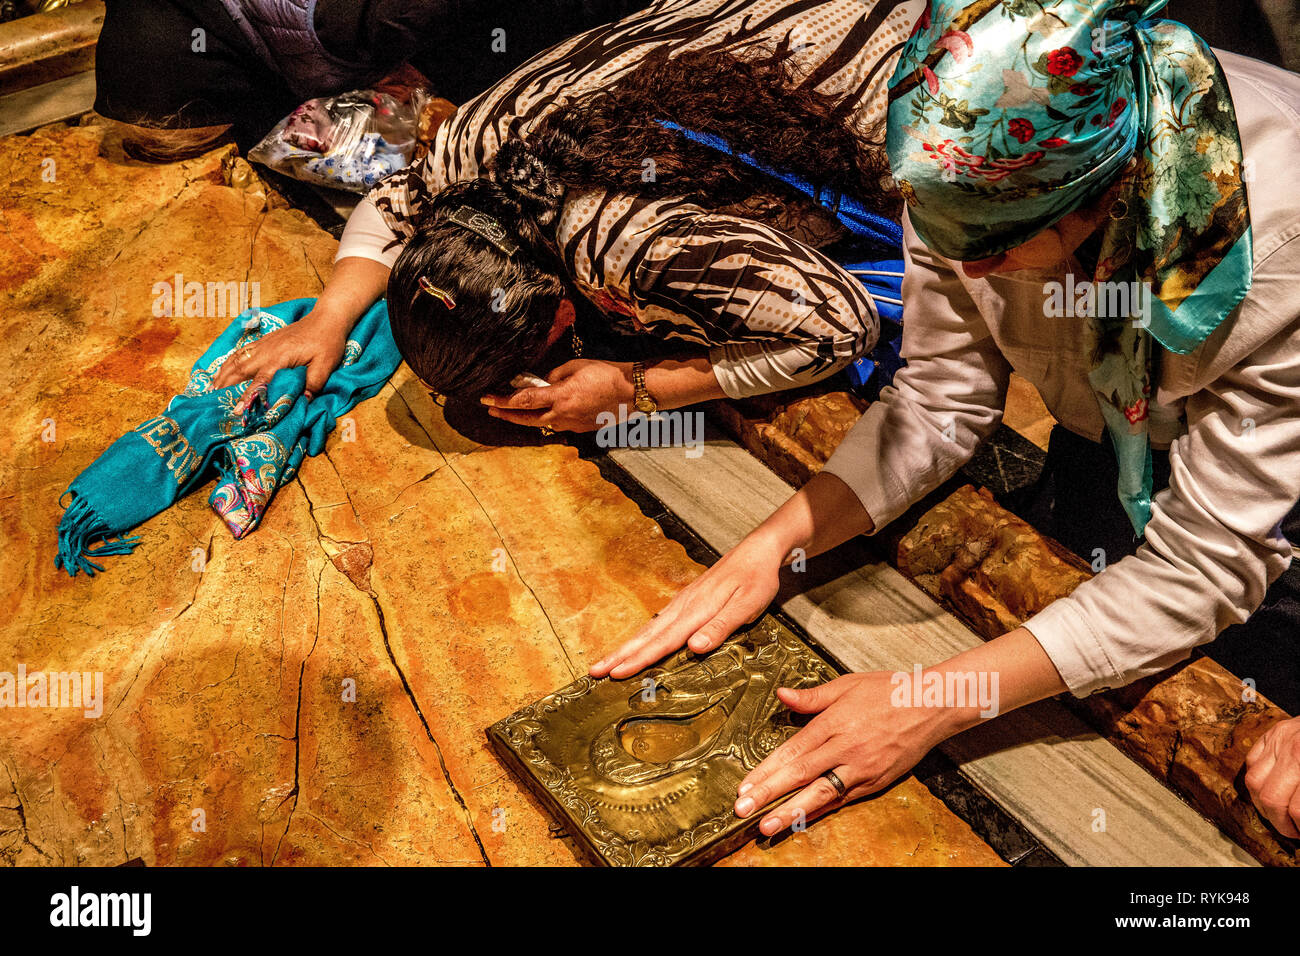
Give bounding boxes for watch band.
[631,361,658,414]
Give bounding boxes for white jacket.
[822,50,1300,697]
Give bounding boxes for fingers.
[755,770,876,837]
[304,354,335,396]
[486,407,553,428]
[777,681,851,715]
[1245,725,1300,838]
[546,360,584,382]
[1254,765,1300,838]
[607,585,755,679]
[591,540,782,679]
[592,584,736,679]
[604,612,704,679]
[212,349,253,391]
[481,386,556,411]
[733,678,859,820]
[1245,727,1271,768]
[685,602,756,655]
[235,381,269,416]
[733,724,834,820]
[594,627,691,681]
[234,369,274,414]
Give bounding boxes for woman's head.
[959,173,1127,279]
[386,175,572,397]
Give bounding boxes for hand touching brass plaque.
[487,616,840,866]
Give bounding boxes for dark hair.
[388,41,895,397]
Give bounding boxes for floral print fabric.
[887,0,1253,533]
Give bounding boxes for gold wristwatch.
[631,361,659,414]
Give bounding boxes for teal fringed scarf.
[55,297,400,576]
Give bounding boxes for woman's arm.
[211,255,390,405]
[592,213,1013,675]
[628,209,881,398]
[592,469,873,678]
[1023,309,1300,697]
[212,193,397,403]
[733,626,1067,836]
[488,196,886,429]
[484,353,728,431]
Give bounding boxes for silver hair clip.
[447,205,520,257]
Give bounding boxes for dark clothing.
[1016,425,1300,713]
[95,0,645,152]
[96,0,299,149]
[314,0,646,103]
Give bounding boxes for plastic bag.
[249,88,428,193]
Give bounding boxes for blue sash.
[657,120,905,398]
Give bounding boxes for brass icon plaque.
[487,616,840,866]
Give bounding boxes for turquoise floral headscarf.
[887,0,1253,534]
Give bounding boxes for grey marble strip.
[608,435,1254,867]
[0,69,94,137]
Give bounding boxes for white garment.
[822,50,1300,697]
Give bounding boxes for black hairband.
[446,205,520,257]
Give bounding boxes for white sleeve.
[820,212,1011,529]
[335,195,404,269]
[1025,301,1300,697]
[709,340,853,399]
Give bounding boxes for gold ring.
[822,769,847,798]
[540,425,555,437]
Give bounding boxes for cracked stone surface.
[0,124,1003,866]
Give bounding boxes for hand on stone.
[212,314,349,413]
[588,530,786,679]
[733,672,950,836]
[481,360,635,433]
[1245,714,1300,838]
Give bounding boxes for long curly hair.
[388,41,895,398]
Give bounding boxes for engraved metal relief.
[487,616,839,866]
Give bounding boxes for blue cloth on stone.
[55,297,400,577]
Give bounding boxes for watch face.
[634,396,657,414]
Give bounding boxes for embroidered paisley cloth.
[55,297,400,576]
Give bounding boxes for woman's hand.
[589,528,790,679]
[590,472,872,679]
[1245,715,1300,838]
[212,312,350,411]
[734,672,953,836]
[482,359,635,433]
[210,255,390,411]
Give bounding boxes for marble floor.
[1,122,1004,866]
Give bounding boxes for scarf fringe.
[54,494,142,578]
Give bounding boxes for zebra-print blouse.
[360,0,924,397]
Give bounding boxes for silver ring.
[822,769,847,798]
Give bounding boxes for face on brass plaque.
[487,616,839,866]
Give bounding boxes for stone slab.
[0,125,1002,867]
